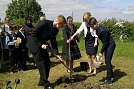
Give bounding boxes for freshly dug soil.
[56,74,124,89]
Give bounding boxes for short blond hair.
[83,12,91,22]
[55,15,67,26]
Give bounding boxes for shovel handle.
[60,61,71,71]
[46,47,71,71]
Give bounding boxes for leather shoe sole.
[44,85,54,89]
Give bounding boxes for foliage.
[6,0,45,23]
[99,18,134,41]
[73,18,134,41]
[11,18,25,26]
[73,22,84,39]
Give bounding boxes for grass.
[0,37,134,89]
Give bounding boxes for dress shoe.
[38,80,45,86]
[44,85,54,89]
[101,80,112,85]
[102,76,114,81]
[44,83,53,89]
[38,82,44,86]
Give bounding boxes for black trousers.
[9,48,21,72]
[3,49,9,61]
[20,50,27,71]
[32,48,51,83]
[104,42,116,80]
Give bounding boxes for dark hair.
[25,16,32,21]
[88,17,97,25]
[67,16,73,20]
[18,24,24,29]
[9,25,16,31]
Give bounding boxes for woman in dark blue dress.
[85,26,98,74]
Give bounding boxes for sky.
[0,0,134,22]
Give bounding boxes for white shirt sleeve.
[76,22,87,35]
[93,30,98,37]
[90,27,98,37]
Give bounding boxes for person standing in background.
[1,17,11,61]
[62,16,81,73]
[17,24,27,71]
[40,16,46,21]
[24,16,36,68]
[6,25,22,74]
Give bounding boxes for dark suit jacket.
[24,23,34,38]
[17,31,27,51]
[96,25,115,54]
[26,20,59,53]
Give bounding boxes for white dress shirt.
[19,30,25,38]
[76,22,98,37]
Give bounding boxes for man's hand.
[56,55,62,62]
[99,53,103,57]
[41,44,48,49]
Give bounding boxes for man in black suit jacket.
[88,17,116,85]
[26,15,66,89]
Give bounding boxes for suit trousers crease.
[32,48,51,82]
[104,42,116,80]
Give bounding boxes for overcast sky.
[0,0,134,22]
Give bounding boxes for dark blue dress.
[85,27,98,55]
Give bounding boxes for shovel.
[46,44,71,72]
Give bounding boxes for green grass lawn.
[0,38,134,89]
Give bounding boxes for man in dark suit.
[88,17,116,85]
[26,15,66,89]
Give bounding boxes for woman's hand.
[94,42,97,47]
[67,37,73,43]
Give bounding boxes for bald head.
[40,16,45,21]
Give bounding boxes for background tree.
[6,0,45,24]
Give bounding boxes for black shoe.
[102,76,114,81]
[44,83,53,89]
[100,80,112,85]
[44,85,54,89]
[38,82,44,86]
[38,80,45,86]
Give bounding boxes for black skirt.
[85,41,98,55]
[62,41,81,60]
